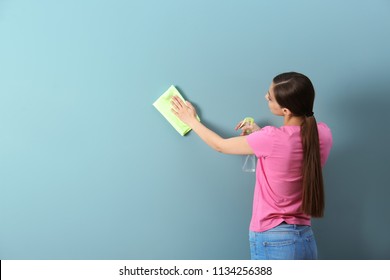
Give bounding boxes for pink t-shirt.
[246,122,333,232]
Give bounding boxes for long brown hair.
[272,72,324,217]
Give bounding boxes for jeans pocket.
[304,234,318,260]
[263,239,296,260]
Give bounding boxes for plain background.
[0,0,389,259]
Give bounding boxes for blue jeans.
[249,223,318,260]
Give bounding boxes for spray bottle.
[239,117,256,172]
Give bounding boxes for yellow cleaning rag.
[153,85,199,136]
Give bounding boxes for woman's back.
[246,122,332,232]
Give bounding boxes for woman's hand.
[235,119,261,136]
[171,96,198,126]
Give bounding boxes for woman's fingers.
[170,96,197,125]
[234,121,243,131]
[171,96,181,108]
[171,96,185,114]
[185,101,194,111]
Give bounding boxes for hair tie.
[305,111,314,117]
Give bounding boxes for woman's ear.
[282,108,292,116]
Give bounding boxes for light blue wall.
[0,0,389,259]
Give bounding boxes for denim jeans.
[249,223,318,260]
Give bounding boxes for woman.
[171,72,333,260]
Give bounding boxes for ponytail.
[273,72,325,217]
[300,115,324,217]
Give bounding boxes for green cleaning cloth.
[153,85,200,136]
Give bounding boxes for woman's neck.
[283,115,304,126]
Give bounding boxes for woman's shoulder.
[256,125,280,135]
[248,126,278,140]
[254,123,331,137]
[317,122,332,133]
[317,122,333,144]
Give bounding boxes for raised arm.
[171,96,254,155]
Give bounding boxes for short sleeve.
[246,126,275,158]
